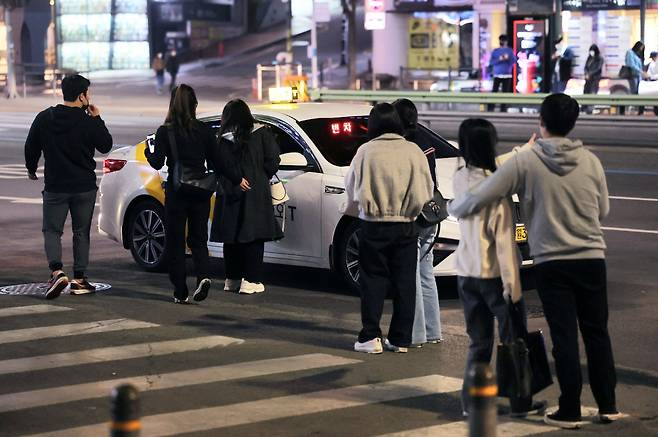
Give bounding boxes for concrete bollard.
[110,384,140,436]
[468,363,497,437]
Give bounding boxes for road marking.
[605,169,658,176]
[27,375,463,437]
[377,421,554,436]
[0,354,361,413]
[609,195,658,202]
[0,335,244,375]
[602,226,658,235]
[0,305,73,318]
[0,319,159,345]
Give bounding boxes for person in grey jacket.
[344,103,433,354]
[448,94,620,429]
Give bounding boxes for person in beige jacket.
[452,119,545,418]
[343,103,433,354]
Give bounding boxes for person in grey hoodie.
[448,94,619,429]
[344,103,433,354]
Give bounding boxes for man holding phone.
[25,74,113,299]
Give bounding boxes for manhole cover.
[526,304,544,319]
[0,282,112,296]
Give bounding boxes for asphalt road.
[0,101,657,436]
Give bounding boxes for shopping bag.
[525,330,553,394]
[496,337,533,399]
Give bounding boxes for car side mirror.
[279,152,308,171]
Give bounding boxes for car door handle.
[325,186,345,194]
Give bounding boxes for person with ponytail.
[211,99,282,295]
[146,84,220,304]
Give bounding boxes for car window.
[298,117,458,167]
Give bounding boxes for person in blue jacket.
[620,41,649,115]
[487,35,516,112]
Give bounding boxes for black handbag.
[417,189,449,228]
[497,301,553,398]
[618,65,632,79]
[167,126,217,196]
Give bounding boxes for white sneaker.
[224,279,241,292]
[598,411,629,423]
[383,338,408,353]
[239,279,265,294]
[354,337,383,354]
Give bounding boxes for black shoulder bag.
[167,126,217,196]
[417,189,449,228]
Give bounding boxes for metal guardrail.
[310,89,658,107]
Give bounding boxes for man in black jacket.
[25,74,113,299]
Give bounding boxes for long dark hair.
[632,41,645,59]
[588,44,600,58]
[458,118,498,173]
[392,98,418,140]
[219,99,255,146]
[165,84,198,134]
[367,103,404,140]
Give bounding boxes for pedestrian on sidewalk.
[448,94,621,429]
[487,34,516,112]
[152,52,166,95]
[620,41,649,115]
[211,99,282,295]
[451,118,545,418]
[344,103,433,354]
[145,84,219,304]
[166,50,180,92]
[392,98,443,348]
[583,44,604,114]
[24,74,113,299]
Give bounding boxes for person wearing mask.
[487,34,516,112]
[344,103,433,354]
[583,44,604,114]
[152,52,166,95]
[145,84,217,304]
[24,74,113,299]
[212,99,282,295]
[448,94,620,429]
[392,98,442,348]
[166,50,180,92]
[620,41,649,115]
[452,118,546,418]
[552,37,575,93]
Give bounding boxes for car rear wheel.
[335,220,361,294]
[128,200,168,272]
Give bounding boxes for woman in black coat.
[583,44,604,114]
[211,99,282,294]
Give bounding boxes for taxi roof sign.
[268,86,299,104]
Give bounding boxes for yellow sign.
[408,18,459,69]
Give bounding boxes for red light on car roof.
[103,159,127,173]
[330,121,353,135]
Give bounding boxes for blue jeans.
[411,225,442,344]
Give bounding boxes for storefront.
[561,0,658,77]
[56,0,150,71]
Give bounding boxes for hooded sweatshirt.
[448,137,609,264]
[25,105,113,193]
[343,133,433,222]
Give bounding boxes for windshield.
[298,116,459,167]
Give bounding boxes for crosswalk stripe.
[0,305,73,318]
[0,319,159,345]
[28,375,463,437]
[0,335,243,375]
[377,420,554,436]
[0,353,361,413]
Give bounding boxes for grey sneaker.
[354,337,383,354]
[383,338,408,353]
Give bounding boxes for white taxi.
[98,102,530,292]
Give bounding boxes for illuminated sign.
[330,121,353,135]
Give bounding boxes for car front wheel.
[335,220,361,294]
[128,200,168,272]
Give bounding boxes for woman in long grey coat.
[211,99,282,294]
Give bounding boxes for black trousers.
[457,276,532,413]
[223,241,265,283]
[165,189,211,300]
[488,77,512,112]
[583,78,600,113]
[535,259,617,418]
[358,221,417,346]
